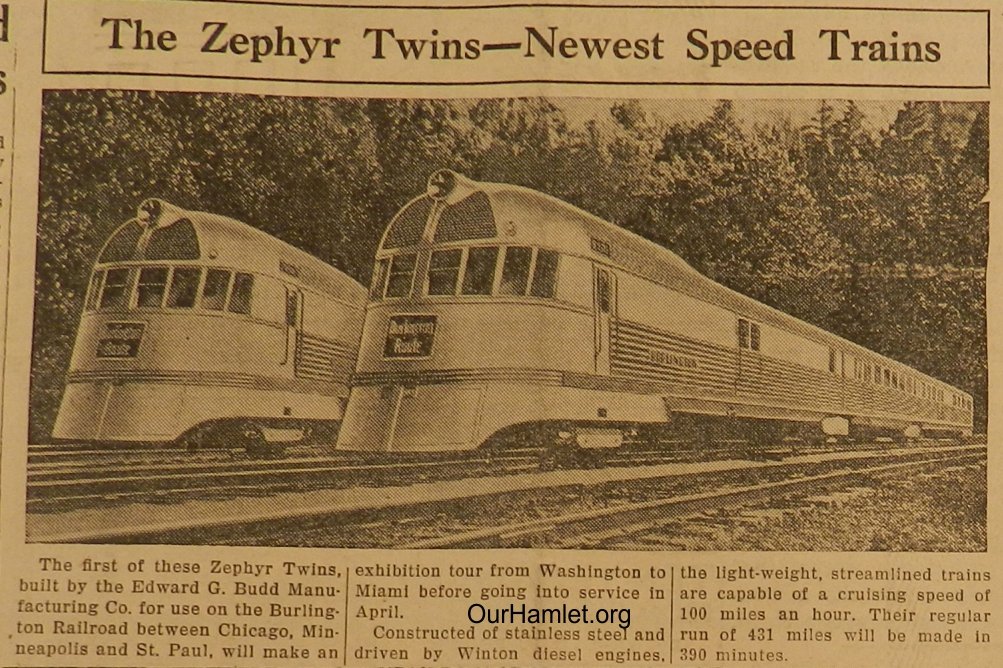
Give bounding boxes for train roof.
[385,171,966,397]
[96,199,366,305]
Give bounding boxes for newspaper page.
[0,0,996,666]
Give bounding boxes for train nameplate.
[384,315,437,358]
[96,321,146,358]
[591,237,612,257]
[648,348,698,369]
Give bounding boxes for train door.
[593,266,617,375]
[735,318,746,393]
[282,287,303,371]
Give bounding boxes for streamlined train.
[336,170,973,453]
[52,199,366,450]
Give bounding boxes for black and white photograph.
[27,91,987,550]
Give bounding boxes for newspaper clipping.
[0,0,996,666]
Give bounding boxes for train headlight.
[427,170,456,200]
[137,198,162,225]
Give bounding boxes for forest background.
[29,93,988,440]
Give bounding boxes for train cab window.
[166,267,201,308]
[201,269,231,310]
[434,192,496,243]
[498,246,533,296]
[135,267,169,308]
[461,246,498,295]
[883,368,891,386]
[426,249,462,295]
[385,253,417,298]
[145,219,200,260]
[891,371,899,390]
[370,258,389,299]
[99,267,132,309]
[384,197,433,249]
[530,249,559,299]
[828,349,836,373]
[228,273,254,314]
[738,320,760,351]
[85,270,104,311]
[99,222,143,263]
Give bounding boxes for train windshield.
[145,219,200,260]
[370,258,389,298]
[167,268,201,308]
[372,246,561,301]
[86,263,256,316]
[100,223,144,263]
[85,270,104,310]
[385,253,417,298]
[461,247,498,295]
[99,268,132,309]
[99,218,201,263]
[136,267,169,307]
[427,249,462,295]
[384,198,432,249]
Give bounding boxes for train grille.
[295,332,354,383]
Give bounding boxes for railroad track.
[404,449,984,548]
[25,437,970,509]
[26,450,542,506]
[34,441,982,546]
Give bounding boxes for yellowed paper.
[1,1,996,666]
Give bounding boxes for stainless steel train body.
[337,171,974,452]
[53,200,366,446]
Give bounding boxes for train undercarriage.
[479,413,972,469]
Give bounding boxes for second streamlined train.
[52,199,366,450]
[336,171,973,453]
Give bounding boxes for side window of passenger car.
[738,319,750,349]
[530,249,559,298]
[228,273,254,315]
[201,269,231,311]
[461,246,498,295]
[498,246,533,296]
